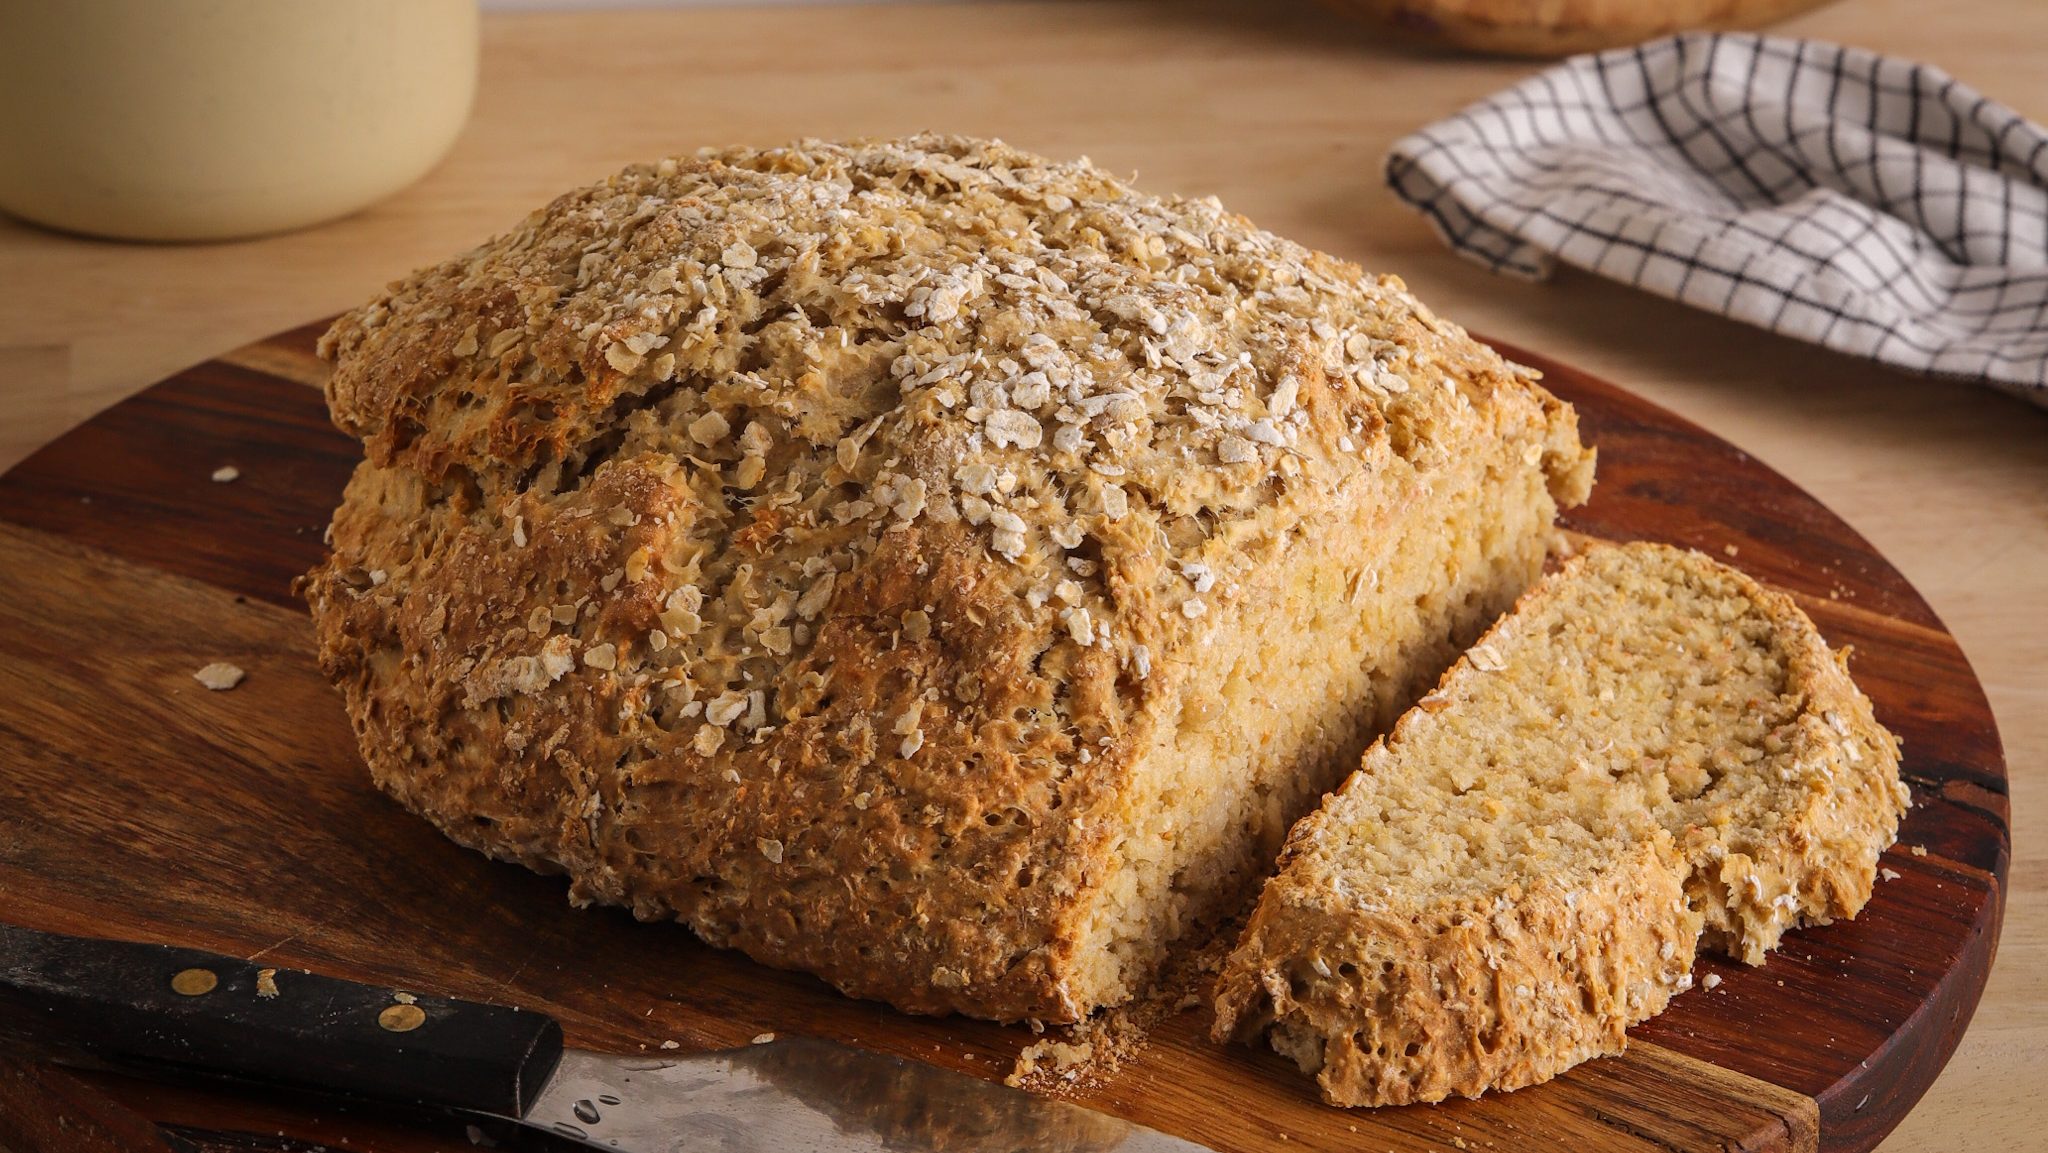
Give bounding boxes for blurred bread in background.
[1318,0,1836,56]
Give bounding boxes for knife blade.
[0,924,1210,1153]
[523,1038,1204,1153]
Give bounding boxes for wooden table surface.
[0,1,2038,1148]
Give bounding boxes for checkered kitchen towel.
[1385,34,2048,402]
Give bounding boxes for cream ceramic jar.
[0,0,477,241]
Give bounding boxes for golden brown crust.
[303,135,1591,1022]
[1668,552,1909,963]
[1212,541,1906,1104]
[1214,837,1699,1106]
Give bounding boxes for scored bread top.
[306,134,1593,1020]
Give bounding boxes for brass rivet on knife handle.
[378,1003,425,1032]
[169,968,217,996]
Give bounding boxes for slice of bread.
[1212,541,1908,1106]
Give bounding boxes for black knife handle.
[0,924,562,1118]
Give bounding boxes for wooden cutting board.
[0,322,2006,1153]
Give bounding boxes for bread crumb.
[1005,1038,1095,1086]
[211,465,240,483]
[1008,904,1242,1093]
[255,968,280,999]
[751,1032,776,1045]
[194,662,245,691]
[1910,845,1927,857]
[660,1040,680,1050]
[1701,972,1722,990]
[1880,867,1901,881]
[1723,544,1739,556]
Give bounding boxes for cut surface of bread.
[302,135,1594,1023]
[1212,541,1907,1105]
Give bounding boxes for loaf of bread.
[1211,541,1908,1105]
[303,135,1593,1023]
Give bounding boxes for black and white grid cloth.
[1385,34,2048,402]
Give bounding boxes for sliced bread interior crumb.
[1213,540,1908,1106]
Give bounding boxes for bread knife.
[0,923,1207,1152]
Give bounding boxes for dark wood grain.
[0,358,348,609]
[0,1061,192,1153]
[84,1069,484,1153]
[0,325,2007,1153]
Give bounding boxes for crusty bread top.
[315,134,1591,762]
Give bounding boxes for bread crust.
[1212,542,1906,1104]
[1215,834,1700,1106]
[303,135,1591,1023]
[1662,549,1910,962]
